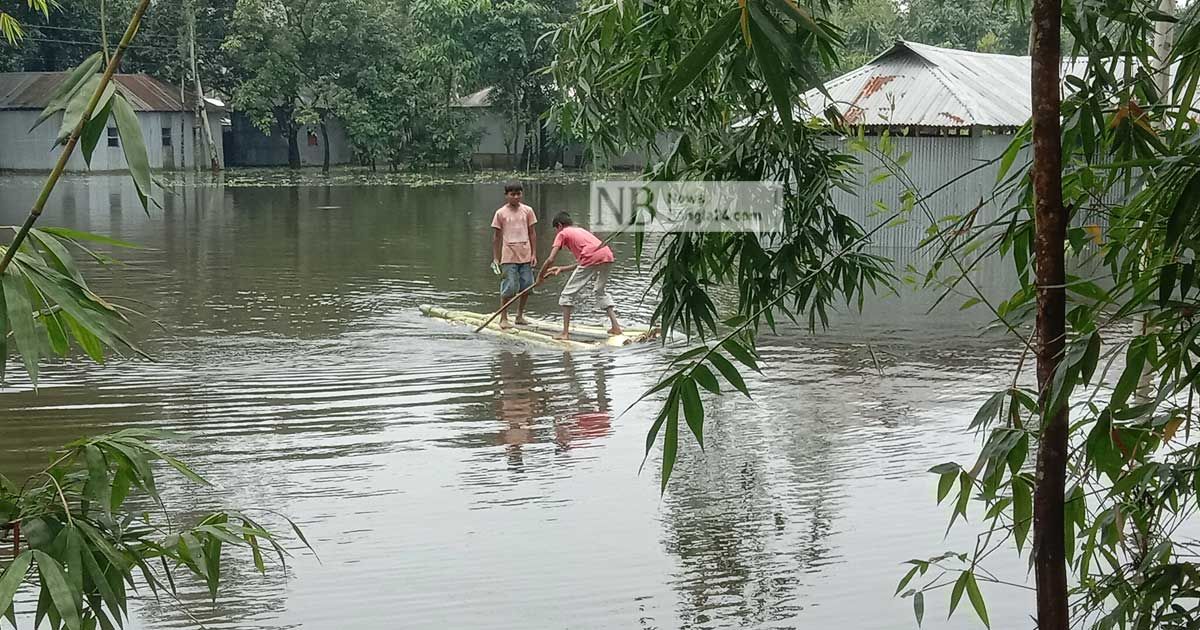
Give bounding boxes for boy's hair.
[504,182,523,194]
[552,212,574,228]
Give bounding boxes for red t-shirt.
[552,226,614,267]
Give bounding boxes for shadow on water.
[0,171,1038,629]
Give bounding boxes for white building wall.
[0,109,224,171]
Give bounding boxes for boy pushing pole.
[537,212,622,341]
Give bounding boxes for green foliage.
[903,0,1029,55]
[0,0,48,45]
[826,0,902,74]
[558,0,1200,626]
[0,430,307,627]
[896,1,1200,627]
[0,226,145,387]
[2,19,311,629]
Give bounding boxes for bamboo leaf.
[936,470,956,503]
[691,363,721,395]
[679,375,704,448]
[110,93,153,211]
[965,572,990,628]
[83,444,112,515]
[29,229,86,287]
[64,528,83,615]
[109,463,133,513]
[1159,262,1178,307]
[948,571,969,618]
[32,550,82,630]
[1112,340,1148,408]
[44,309,70,356]
[1079,332,1101,385]
[40,228,143,250]
[765,0,833,42]
[661,395,679,493]
[748,17,792,131]
[720,337,759,371]
[661,8,739,101]
[970,391,1006,432]
[707,352,750,398]
[244,531,267,574]
[3,266,40,385]
[79,542,121,624]
[56,74,105,145]
[60,311,105,364]
[0,551,33,622]
[31,52,103,131]
[914,591,925,626]
[80,98,114,169]
[896,565,920,595]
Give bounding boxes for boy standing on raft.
[537,212,623,341]
[491,182,537,329]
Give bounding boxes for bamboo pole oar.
[474,264,577,333]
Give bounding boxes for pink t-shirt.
[491,204,537,264]
[553,226,614,267]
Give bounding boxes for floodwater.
[0,171,1035,629]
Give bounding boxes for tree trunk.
[320,119,330,173]
[189,15,220,172]
[286,122,301,169]
[1030,0,1069,628]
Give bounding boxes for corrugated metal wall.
[0,109,224,171]
[828,135,1022,248]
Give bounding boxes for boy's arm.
[530,222,540,266]
[492,228,502,264]
[537,245,561,281]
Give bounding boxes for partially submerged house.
[454,86,652,170]
[799,40,1180,245]
[222,111,353,168]
[0,72,224,171]
[798,41,1037,246]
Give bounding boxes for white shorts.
[559,263,615,310]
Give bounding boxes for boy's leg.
[515,263,533,324]
[498,264,516,328]
[593,264,622,335]
[556,266,588,340]
[605,306,622,335]
[557,305,573,340]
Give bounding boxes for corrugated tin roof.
[800,41,1035,128]
[799,41,1181,129]
[0,72,224,112]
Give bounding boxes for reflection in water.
[0,173,1037,629]
[493,351,545,470]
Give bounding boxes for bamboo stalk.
[0,0,152,275]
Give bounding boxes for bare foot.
[515,316,531,325]
[499,319,514,330]
[608,326,624,336]
[553,332,570,341]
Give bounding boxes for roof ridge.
[904,48,984,125]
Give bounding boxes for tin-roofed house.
[796,41,1043,246]
[796,40,1170,246]
[0,72,224,171]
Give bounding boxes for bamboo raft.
[419,304,659,349]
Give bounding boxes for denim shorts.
[500,262,534,297]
